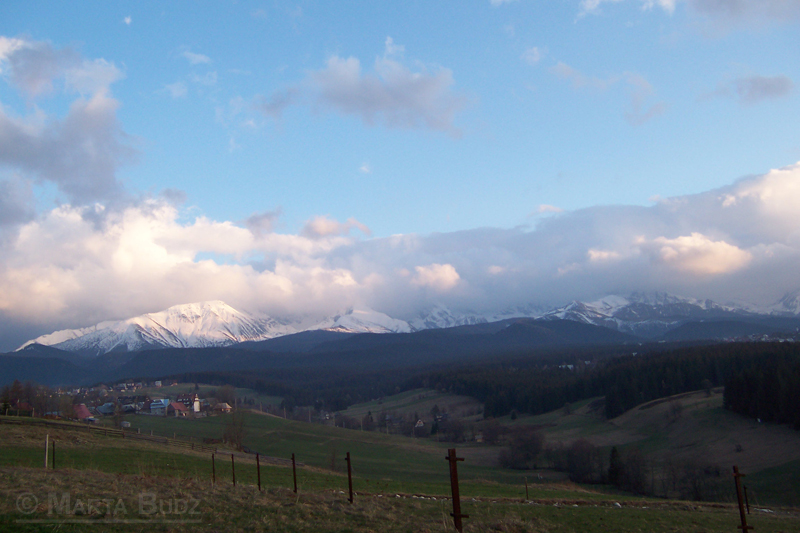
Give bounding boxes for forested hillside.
[415,342,800,422]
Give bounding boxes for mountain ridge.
[16,290,800,356]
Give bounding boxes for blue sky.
[0,1,799,350]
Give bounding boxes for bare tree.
[222,410,246,450]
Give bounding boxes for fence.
[1,416,775,533]
[0,416,218,453]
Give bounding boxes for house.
[150,399,169,416]
[176,393,199,410]
[96,402,116,415]
[213,402,232,414]
[73,404,93,420]
[168,401,189,417]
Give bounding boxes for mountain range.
[15,290,800,357]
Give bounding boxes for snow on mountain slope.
[409,305,488,331]
[311,307,412,334]
[18,301,296,356]
[486,303,549,322]
[539,291,761,338]
[19,290,792,357]
[771,289,800,315]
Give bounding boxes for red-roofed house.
[73,404,92,420]
[167,401,189,417]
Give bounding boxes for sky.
[0,0,799,351]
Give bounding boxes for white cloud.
[690,0,800,27]
[359,163,371,174]
[521,47,542,66]
[412,263,461,291]
[580,0,800,27]
[0,37,133,204]
[644,233,752,275]
[623,72,667,125]
[0,38,123,98]
[579,0,625,16]
[191,71,218,86]
[255,41,467,135]
[581,0,675,15]
[551,62,617,91]
[587,249,621,262]
[702,75,794,105]
[181,49,212,65]
[490,0,518,6]
[0,175,34,228]
[384,36,404,56]
[124,16,132,25]
[65,59,124,95]
[734,75,794,103]
[4,160,800,349]
[551,63,665,125]
[301,215,371,239]
[309,54,466,135]
[165,81,187,98]
[536,204,563,214]
[244,209,282,237]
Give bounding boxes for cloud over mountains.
[0,32,798,352]
[2,160,800,348]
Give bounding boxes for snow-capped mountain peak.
[409,304,488,331]
[311,307,412,334]
[18,301,296,356]
[18,290,800,357]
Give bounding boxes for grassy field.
[4,383,800,531]
[119,411,547,498]
[1,418,799,532]
[340,388,483,422]
[1,458,798,532]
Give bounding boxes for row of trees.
[1,379,75,418]
[495,425,727,501]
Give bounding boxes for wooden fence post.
[446,448,468,533]
[346,452,354,503]
[231,454,236,487]
[44,434,49,469]
[292,453,298,493]
[212,453,216,486]
[256,453,262,491]
[51,440,55,470]
[733,466,753,532]
[744,485,750,514]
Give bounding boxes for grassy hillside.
[501,388,800,506]
[340,388,483,422]
[1,419,798,532]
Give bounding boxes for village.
[1,379,236,426]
